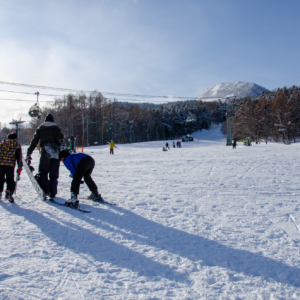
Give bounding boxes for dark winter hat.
[45,113,54,122]
[7,133,17,139]
[59,149,70,160]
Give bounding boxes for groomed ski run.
[1,126,300,299]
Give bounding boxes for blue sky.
[0,0,299,125]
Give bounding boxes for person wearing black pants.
[59,150,102,207]
[0,133,23,202]
[27,113,64,199]
[39,159,60,197]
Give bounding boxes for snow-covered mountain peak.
[198,81,269,101]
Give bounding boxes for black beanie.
[59,149,70,160]
[45,113,54,122]
[7,133,17,139]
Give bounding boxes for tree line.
[2,85,298,146]
[230,85,300,143]
[13,92,224,146]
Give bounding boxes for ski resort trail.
[1,126,300,299]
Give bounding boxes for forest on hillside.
[1,86,299,146]
[5,92,225,146]
[229,85,300,143]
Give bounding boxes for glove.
[17,168,22,175]
[26,154,32,161]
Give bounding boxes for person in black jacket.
[27,114,64,199]
[0,133,23,202]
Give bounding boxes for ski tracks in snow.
[2,139,300,298]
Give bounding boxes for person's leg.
[49,159,60,197]
[82,157,97,193]
[4,166,15,192]
[0,166,5,194]
[5,166,15,202]
[39,159,51,195]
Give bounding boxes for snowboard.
[22,156,46,201]
[48,198,91,213]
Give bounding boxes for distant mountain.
[198,81,270,101]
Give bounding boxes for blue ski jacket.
[63,153,89,177]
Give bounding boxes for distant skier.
[162,147,168,151]
[109,140,115,155]
[166,142,170,150]
[173,141,175,148]
[69,136,76,153]
[26,113,64,200]
[59,149,102,207]
[232,138,237,149]
[0,133,23,202]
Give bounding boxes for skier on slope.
[232,138,237,149]
[109,140,115,155]
[59,149,103,207]
[26,114,64,200]
[0,133,23,202]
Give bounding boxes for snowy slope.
[198,81,270,101]
[1,126,300,299]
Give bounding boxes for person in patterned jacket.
[0,133,23,202]
[27,113,64,199]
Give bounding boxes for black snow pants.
[0,165,15,193]
[71,156,97,195]
[39,159,60,198]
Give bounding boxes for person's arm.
[15,146,23,169]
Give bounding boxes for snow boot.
[87,190,103,202]
[65,193,79,208]
[5,190,14,203]
[46,192,55,201]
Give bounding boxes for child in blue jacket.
[59,150,102,207]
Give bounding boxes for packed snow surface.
[1,125,300,299]
[198,81,269,101]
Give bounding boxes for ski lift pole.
[226,116,232,146]
[35,91,40,104]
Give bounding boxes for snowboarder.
[26,113,64,200]
[162,147,168,151]
[0,133,23,202]
[166,142,170,150]
[59,149,102,207]
[109,140,115,155]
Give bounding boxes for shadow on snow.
[3,202,300,287]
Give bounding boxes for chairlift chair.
[28,91,42,120]
[28,104,42,118]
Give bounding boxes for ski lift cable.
[0,98,50,102]
[0,90,225,103]
[0,80,232,101]
[0,80,196,98]
[0,89,66,97]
